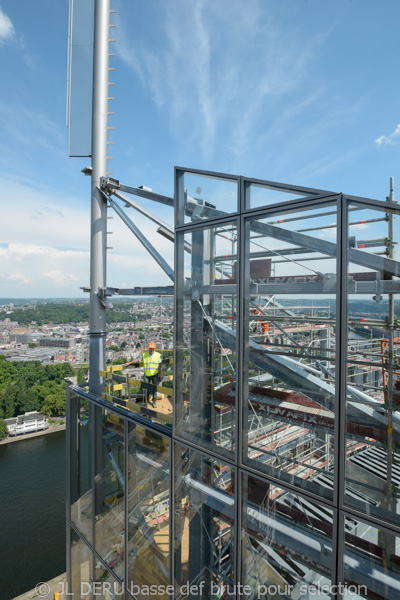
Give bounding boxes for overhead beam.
[102,177,174,207]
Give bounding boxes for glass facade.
[67,169,400,599]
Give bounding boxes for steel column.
[89,0,110,398]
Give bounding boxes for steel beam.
[199,203,400,277]
[103,285,174,296]
[104,178,174,207]
[109,197,174,282]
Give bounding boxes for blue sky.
[0,0,399,298]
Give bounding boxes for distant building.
[5,412,48,436]
[75,343,89,363]
[40,337,75,349]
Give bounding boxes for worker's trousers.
[145,373,159,401]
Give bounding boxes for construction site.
[65,2,400,599]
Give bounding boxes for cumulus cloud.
[375,124,400,146]
[0,176,175,296]
[0,6,15,44]
[0,272,32,285]
[0,243,89,296]
[43,270,79,286]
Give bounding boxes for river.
[0,431,66,600]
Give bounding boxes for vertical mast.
[89,0,110,396]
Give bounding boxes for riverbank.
[0,421,66,446]
[13,573,66,600]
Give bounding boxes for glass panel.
[126,422,170,600]
[93,565,125,600]
[174,444,235,599]
[242,473,333,599]
[70,394,93,542]
[343,515,400,599]
[176,169,238,225]
[175,222,238,457]
[71,528,93,600]
[244,179,313,211]
[345,201,400,525]
[243,202,338,500]
[94,410,125,581]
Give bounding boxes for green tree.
[0,360,17,387]
[16,389,40,415]
[77,367,86,384]
[1,389,16,419]
[108,345,120,352]
[42,392,66,416]
[0,418,8,440]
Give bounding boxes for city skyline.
[1,0,400,297]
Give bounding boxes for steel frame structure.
[67,161,400,600]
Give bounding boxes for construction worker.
[142,341,162,408]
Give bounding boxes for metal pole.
[89,0,110,397]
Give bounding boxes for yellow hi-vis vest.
[143,351,161,376]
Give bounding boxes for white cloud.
[0,242,89,296]
[0,272,32,285]
[117,0,332,160]
[0,175,176,296]
[375,124,400,146]
[0,6,14,44]
[43,270,79,286]
[318,226,337,240]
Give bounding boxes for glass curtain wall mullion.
[241,216,251,471]
[90,402,96,554]
[169,424,175,598]
[66,387,73,522]
[334,193,347,596]
[66,387,73,597]
[234,183,244,594]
